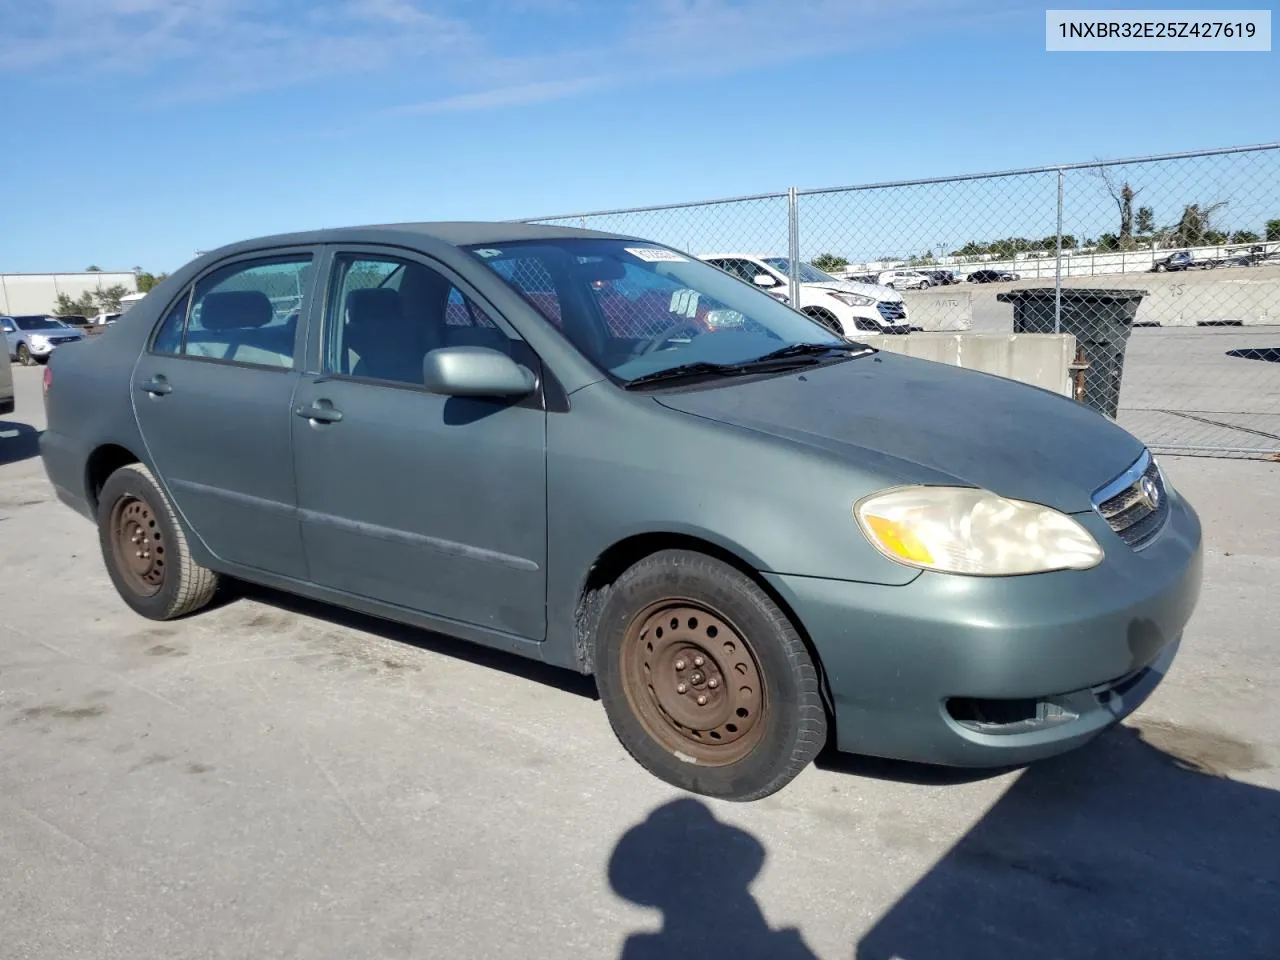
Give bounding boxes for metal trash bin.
[996,288,1147,419]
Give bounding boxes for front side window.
[153,255,311,368]
[325,254,513,387]
[467,239,844,385]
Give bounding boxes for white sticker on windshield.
[625,247,688,263]
[473,248,502,258]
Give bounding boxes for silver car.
[3,315,87,365]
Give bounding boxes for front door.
[131,251,315,580]
[290,249,548,641]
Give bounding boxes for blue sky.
[0,0,1275,273]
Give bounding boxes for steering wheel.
[638,318,703,356]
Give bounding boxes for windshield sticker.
[669,289,700,317]
[625,247,688,263]
[473,248,502,258]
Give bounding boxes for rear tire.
[97,463,219,620]
[593,550,827,801]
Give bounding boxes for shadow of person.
[0,421,42,466]
[609,798,819,960]
[857,720,1280,960]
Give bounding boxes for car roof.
[201,220,630,260]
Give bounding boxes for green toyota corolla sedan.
[39,222,1203,801]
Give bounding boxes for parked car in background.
[966,269,1020,283]
[39,221,1203,802]
[88,312,122,327]
[1151,251,1194,272]
[700,253,911,336]
[919,269,960,286]
[875,269,933,290]
[0,340,13,414]
[3,314,87,365]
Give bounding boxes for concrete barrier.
[873,332,1077,397]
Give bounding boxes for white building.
[0,271,139,316]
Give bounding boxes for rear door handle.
[138,375,172,396]
[295,400,344,424]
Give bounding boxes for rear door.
[131,249,317,580]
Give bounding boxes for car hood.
[804,279,902,303]
[653,351,1145,514]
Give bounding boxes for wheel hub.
[109,497,166,597]
[621,602,766,765]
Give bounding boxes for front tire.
[802,307,845,336]
[97,463,219,620]
[594,550,827,801]
[17,343,34,366]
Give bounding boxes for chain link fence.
[524,143,1280,460]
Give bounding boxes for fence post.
[787,187,801,310]
[1054,167,1064,334]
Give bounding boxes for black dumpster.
[996,287,1147,419]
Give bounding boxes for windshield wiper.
[740,342,871,366]
[622,361,742,390]
[623,343,872,390]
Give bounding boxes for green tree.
[1136,206,1155,234]
[54,292,97,317]
[1096,233,1120,251]
[1229,230,1260,245]
[135,271,167,293]
[94,284,130,312]
[1203,230,1227,246]
[85,265,102,272]
[1266,219,1280,242]
[810,253,848,273]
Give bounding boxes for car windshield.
[466,239,847,384]
[14,316,68,331]
[760,257,838,284]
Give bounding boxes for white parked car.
[87,312,122,327]
[699,254,911,336]
[875,269,933,290]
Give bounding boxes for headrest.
[345,287,404,329]
[199,290,274,331]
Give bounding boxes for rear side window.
[152,256,312,368]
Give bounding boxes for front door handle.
[138,375,172,396]
[295,400,344,424]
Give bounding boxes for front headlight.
[855,486,1103,576]
[29,335,49,347]
[827,291,876,307]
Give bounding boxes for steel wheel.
[619,601,767,766]
[109,495,166,598]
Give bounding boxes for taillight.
[42,365,52,399]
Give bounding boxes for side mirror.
[753,274,778,287]
[422,346,536,398]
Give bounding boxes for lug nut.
[696,695,708,706]
[676,683,688,694]
[693,656,704,667]
[707,678,719,689]
[674,659,687,671]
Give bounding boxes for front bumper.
[764,489,1203,767]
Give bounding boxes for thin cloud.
[1,0,981,109]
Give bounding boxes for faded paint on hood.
[653,350,1145,514]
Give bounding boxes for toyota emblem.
[1138,475,1161,511]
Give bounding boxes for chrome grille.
[1092,451,1170,549]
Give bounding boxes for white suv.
[875,269,933,290]
[700,254,911,336]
